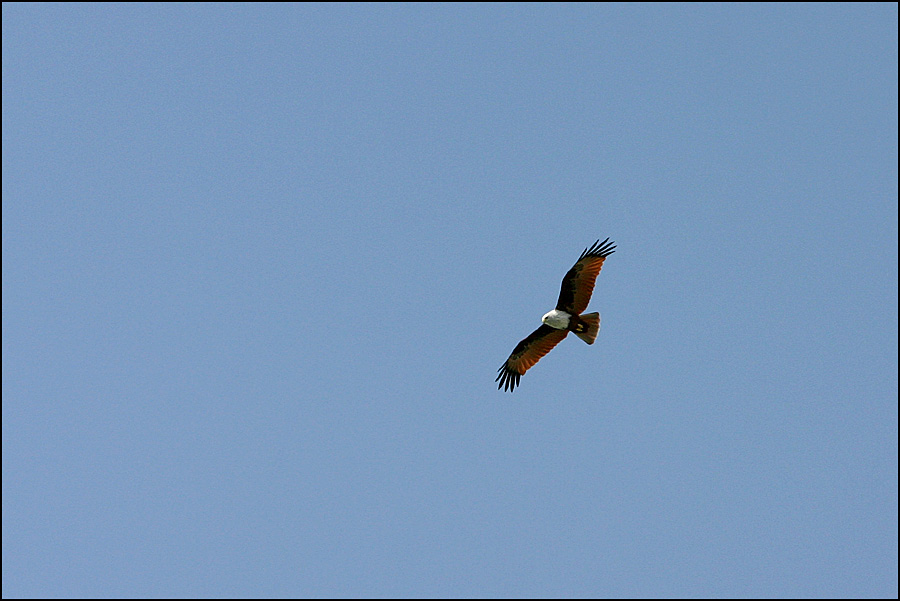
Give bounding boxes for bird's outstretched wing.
[496,325,569,392]
[556,238,616,315]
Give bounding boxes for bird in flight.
[496,238,616,392]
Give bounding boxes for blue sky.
[3,3,897,598]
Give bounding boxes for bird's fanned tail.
[573,312,600,344]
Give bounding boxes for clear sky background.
[3,3,897,598]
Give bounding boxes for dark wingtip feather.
[578,238,616,260]
[495,364,520,392]
[579,237,616,260]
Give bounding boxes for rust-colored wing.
[556,238,616,315]
[496,325,569,392]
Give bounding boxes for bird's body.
[496,238,615,392]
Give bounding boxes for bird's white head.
[541,309,571,330]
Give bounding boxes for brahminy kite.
[496,238,616,392]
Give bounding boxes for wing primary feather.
[578,238,615,260]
